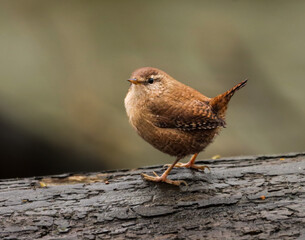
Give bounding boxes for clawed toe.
[190,164,211,172]
[141,172,187,186]
[165,162,210,172]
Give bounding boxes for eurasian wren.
[125,67,247,185]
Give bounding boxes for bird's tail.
[210,79,248,118]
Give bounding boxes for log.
[1,152,305,240]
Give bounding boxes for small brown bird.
[125,67,247,186]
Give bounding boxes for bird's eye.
[148,78,154,84]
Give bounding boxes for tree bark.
[1,152,305,240]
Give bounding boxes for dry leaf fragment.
[39,181,47,188]
[212,155,221,160]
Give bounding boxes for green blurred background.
[0,0,304,178]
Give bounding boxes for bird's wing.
[149,99,225,131]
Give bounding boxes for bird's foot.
[164,162,210,172]
[141,172,187,186]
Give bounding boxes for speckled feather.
[125,67,247,158]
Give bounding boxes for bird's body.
[125,67,247,185]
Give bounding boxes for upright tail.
[210,79,248,118]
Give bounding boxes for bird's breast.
[124,87,148,130]
[124,90,137,126]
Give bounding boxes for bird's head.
[127,67,174,97]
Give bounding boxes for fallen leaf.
[212,155,221,160]
[39,181,47,188]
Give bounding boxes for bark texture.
[1,152,305,239]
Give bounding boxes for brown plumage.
[125,67,247,185]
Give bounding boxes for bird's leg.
[141,158,187,186]
[165,153,210,172]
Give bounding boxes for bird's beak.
[127,78,140,85]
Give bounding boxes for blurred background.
[0,0,304,179]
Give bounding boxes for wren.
[125,67,247,186]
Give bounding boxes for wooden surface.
[1,152,305,239]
